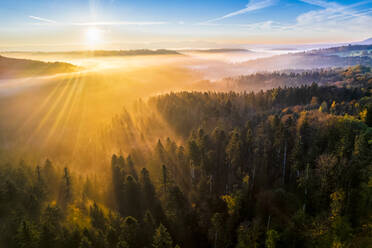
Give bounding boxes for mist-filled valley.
[0,44,371,248]
[1,46,370,163]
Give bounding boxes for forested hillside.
[0,55,79,79]
[199,65,372,92]
[0,66,371,248]
[312,45,372,55]
[241,45,372,71]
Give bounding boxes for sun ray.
[16,78,65,134]
[41,73,82,147]
[71,75,88,158]
[26,74,76,145]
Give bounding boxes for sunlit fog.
[0,0,371,247]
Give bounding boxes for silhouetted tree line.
[218,65,371,91]
[240,50,372,72]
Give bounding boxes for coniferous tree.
[153,224,173,248]
[59,167,73,208]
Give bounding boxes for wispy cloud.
[294,0,372,31]
[299,0,372,17]
[299,0,336,9]
[234,0,372,38]
[28,16,167,26]
[72,21,168,26]
[205,0,277,23]
[29,15,57,24]
[239,20,283,30]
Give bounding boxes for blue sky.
[0,0,371,50]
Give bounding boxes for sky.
[0,0,371,51]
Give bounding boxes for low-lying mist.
[0,60,201,168]
[0,52,254,172]
[1,48,289,81]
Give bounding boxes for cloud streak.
[205,0,276,23]
[29,16,167,26]
[29,15,57,24]
[72,21,168,26]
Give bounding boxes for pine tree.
[265,229,279,248]
[59,167,72,208]
[124,175,141,218]
[140,168,156,209]
[90,201,106,230]
[152,224,173,248]
[127,155,138,180]
[42,159,57,197]
[142,210,156,247]
[156,140,166,163]
[112,154,125,214]
[120,216,140,248]
[15,221,39,248]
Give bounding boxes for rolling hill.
[0,55,79,79]
[241,44,372,71]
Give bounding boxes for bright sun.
[85,27,102,49]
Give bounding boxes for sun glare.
[85,27,102,49]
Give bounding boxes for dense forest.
[203,65,371,92]
[311,45,372,55]
[183,49,252,53]
[0,65,371,248]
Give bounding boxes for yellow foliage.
[221,194,237,215]
[360,109,367,121]
[66,205,91,229]
[332,240,344,248]
[243,175,250,185]
[330,191,345,219]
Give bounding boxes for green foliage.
[15,221,39,248]
[79,236,93,248]
[153,224,173,248]
[265,229,279,248]
[236,222,261,248]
